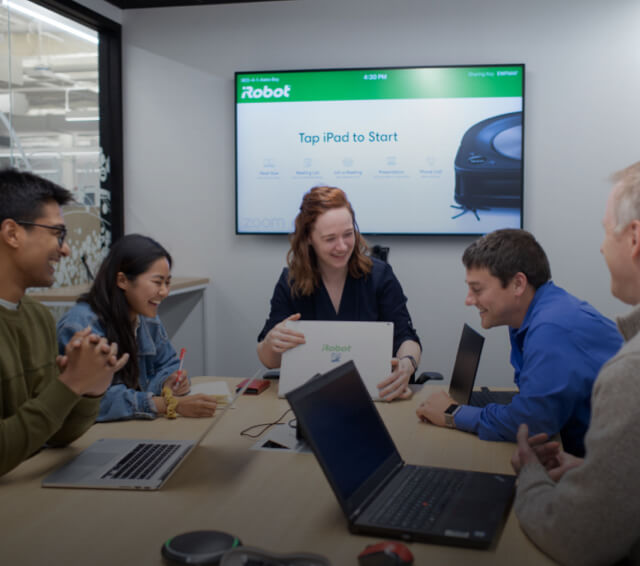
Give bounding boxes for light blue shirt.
[454,281,623,456]
[56,301,180,421]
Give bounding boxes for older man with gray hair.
[511,161,640,565]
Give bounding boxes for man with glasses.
[15,220,67,248]
[0,168,128,477]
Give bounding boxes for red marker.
[176,348,186,386]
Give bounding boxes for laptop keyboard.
[101,442,181,480]
[470,387,517,408]
[367,465,467,530]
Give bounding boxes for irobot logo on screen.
[241,84,291,99]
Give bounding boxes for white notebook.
[279,320,393,400]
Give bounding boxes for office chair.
[413,371,444,384]
[368,245,442,384]
[370,244,390,263]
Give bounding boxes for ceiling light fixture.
[65,115,99,122]
[2,0,99,45]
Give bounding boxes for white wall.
[75,0,122,23]
[108,0,639,383]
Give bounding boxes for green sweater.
[0,296,101,477]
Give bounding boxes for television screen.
[235,64,524,235]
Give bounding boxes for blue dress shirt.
[454,281,623,456]
[258,258,421,355]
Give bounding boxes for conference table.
[0,378,556,566]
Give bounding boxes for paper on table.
[189,381,232,403]
[250,425,311,454]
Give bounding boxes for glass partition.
[0,0,117,286]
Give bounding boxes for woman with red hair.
[257,186,421,401]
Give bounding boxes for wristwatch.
[400,355,418,372]
[444,403,461,428]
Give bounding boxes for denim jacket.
[56,301,180,421]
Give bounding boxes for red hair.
[287,186,372,297]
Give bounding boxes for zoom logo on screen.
[241,85,291,99]
[239,217,286,231]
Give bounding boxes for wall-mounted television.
[235,64,524,235]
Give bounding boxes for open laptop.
[279,320,393,400]
[42,376,254,490]
[449,324,517,407]
[286,360,515,549]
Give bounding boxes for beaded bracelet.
[162,386,178,419]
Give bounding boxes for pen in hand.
[175,348,188,390]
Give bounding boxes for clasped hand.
[511,424,583,481]
[57,326,129,397]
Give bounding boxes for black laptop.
[449,324,517,407]
[286,360,515,549]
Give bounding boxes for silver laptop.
[278,320,393,400]
[42,376,254,490]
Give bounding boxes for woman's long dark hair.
[79,234,173,389]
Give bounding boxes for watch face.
[444,403,459,415]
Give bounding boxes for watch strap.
[444,403,461,428]
[400,355,418,371]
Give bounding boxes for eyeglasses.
[16,221,67,248]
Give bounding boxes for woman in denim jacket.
[57,234,218,421]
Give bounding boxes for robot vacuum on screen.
[452,111,523,220]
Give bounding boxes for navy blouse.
[258,258,421,355]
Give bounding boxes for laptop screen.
[286,361,401,515]
[448,324,485,405]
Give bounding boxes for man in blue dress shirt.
[417,229,622,456]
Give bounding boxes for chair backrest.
[370,245,390,263]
